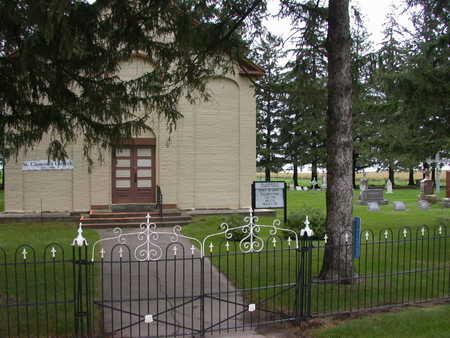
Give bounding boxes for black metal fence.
[0,220,449,337]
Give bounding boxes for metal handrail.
[156,185,163,217]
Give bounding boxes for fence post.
[296,237,313,324]
[72,223,90,337]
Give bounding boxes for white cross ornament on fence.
[299,216,314,238]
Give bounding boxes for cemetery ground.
[182,188,449,335]
[0,189,449,336]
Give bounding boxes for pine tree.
[253,32,286,181]
[0,0,266,161]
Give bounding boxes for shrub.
[219,214,248,241]
[286,207,326,239]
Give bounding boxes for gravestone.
[386,179,393,194]
[303,186,308,191]
[418,200,430,210]
[360,177,368,193]
[393,201,406,211]
[419,178,436,203]
[368,201,380,212]
[311,178,318,190]
[443,171,450,208]
[359,189,389,205]
[296,186,302,191]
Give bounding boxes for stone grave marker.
[368,201,380,212]
[303,186,308,191]
[360,177,368,193]
[418,200,430,210]
[359,189,388,205]
[393,201,406,211]
[296,186,302,191]
[443,171,450,208]
[386,179,393,194]
[311,178,318,190]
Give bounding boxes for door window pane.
[116,179,131,188]
[137,179,152,188]
[116,159,130,167]
[116,148,130,157]
[116,169,130,178]
[137,169,152,178]
[137,148,152,157]
[137,159,151,167]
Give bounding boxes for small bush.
[219,214,248,241]
[286,207,326,239]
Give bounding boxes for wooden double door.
[112,145,155,204]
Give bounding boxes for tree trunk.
[352,154,357,189]
[293,162,298,188]
[388,166,395,187]
[311,160,318,183]
[319,0,355,282]
[431,167,435,182]
[265,167,271,181]
[408,168,415,186]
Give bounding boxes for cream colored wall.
[5,57,256,212]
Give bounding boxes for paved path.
[96,228,250,337]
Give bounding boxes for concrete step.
[89,210,182,217]
[81,216,192,224]
[110,204,164,212]
[82,220,191,229]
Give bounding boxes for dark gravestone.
[359,189,388,205]
[443,171,450,208]
[420,179,434,196]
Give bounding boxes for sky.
[266,0,411,49]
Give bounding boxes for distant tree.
[253,32,286,180]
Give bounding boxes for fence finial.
[72,223,88,247]
[300,216,314,237]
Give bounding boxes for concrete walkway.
[96,228,252,337]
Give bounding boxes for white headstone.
[360,179,368,192]
[368,201,380,212]
[418,200,430,210]
[311,178,318,189]
[296,186,302,191]
[303,186,308,191]
[393,201,406,211]
[386,179,393,194]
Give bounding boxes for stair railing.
[156,185,163,217]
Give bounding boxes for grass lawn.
[0,222,99,337]
[305,303,450,338]
[183,189,450,318]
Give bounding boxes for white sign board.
[22,160,74,171]
[254,182,285,209]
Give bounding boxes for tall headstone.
[443,171,450,208]
[419,174,435,203]
[360,176,368,193]
[311,178,318,190]
[386,179,393,194]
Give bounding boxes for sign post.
[252,181,287,223]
